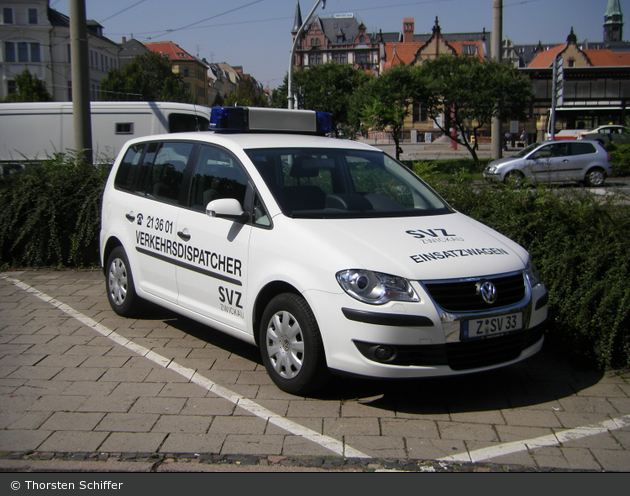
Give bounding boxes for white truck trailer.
[0,101,211,165]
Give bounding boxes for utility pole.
[288,0,326,109]
[491,0,503,159]
[69,0,93,164]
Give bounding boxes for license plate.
[461,313,523,339]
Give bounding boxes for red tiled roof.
[448,41,485,60]
[382,42,419,69]
[527,45,564,68]
[583,49,630,67]
[528,44,630,68]
[144,41,194,62]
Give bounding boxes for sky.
[50,0,630,89]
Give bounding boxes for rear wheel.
[584,168,606,187]
[259,293,329,395]
[105,246,143,317]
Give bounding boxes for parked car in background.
[579,125,630,145]
[484,140,612,187]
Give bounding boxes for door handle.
[177,231,191,242]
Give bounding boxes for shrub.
[0,153,110,268]
[607,142,630,177]
[433,180,630,370]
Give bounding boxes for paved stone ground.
[1,270,629,472]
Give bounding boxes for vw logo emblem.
[477,281,498,305]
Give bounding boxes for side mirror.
[206,198,249,223]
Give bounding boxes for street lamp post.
[288,0,326,109]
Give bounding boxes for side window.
[549,143,568,157]
[531,145,551,159]
[150,142,196,204]
[114,143,146,192]
[534,143,567,159]
[570,142,595,156]
[168,113,209,132]
[189,144,248,212]
[253,194,271,227]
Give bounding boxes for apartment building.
[0,0,120,101]
[144,41,209,106]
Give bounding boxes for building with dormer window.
[291,4,380,74]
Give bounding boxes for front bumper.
[306,274,548,379]
[483,170,502,182]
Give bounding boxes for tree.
[279,63,371,137]
[100,52,193,103]
[351,65,422,160]
[223,75,267,107]
[2,69,52,102]
[419,55,533,165]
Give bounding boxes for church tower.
[604,0,623,42]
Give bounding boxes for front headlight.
[525,259,542,288]
[336,269,420,305]
[486,166,498,173]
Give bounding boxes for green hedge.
[1,154,628,371]
[607,142,630,177]
[0,154,109,268]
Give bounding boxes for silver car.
[579,125,630,145]
[484,140,612,187]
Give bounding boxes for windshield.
[511,142,540,158]
[245,148,452,219]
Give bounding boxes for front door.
[175,144,252,332]
[525,142,569,182]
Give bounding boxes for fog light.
[373,345,396,362]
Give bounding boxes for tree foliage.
[277,63,371,137]
[419,55,533,164]
[100,52,193,102]
[351,65,422,159]
[2,69,52,102]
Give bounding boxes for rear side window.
[150,142,196,204]
[114,144,145,192]
[570,142,596,156]
[114,141,196,205]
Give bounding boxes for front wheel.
[105,246,144,317]
[504,169,525,185]
[584,168,606,187]
[259,293,329,395]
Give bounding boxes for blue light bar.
[209,107,331,136]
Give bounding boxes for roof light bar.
[209,107,331,136]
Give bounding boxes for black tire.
[105,246,143,317]
[259,293,330,395]
[504,170,525,184]
[584,168,606,187]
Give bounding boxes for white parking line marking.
[7,274,629,466]
[5,276,371,460]
[438,415,630,464]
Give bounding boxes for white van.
[100,107,548,395]
[0,101,211,164]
